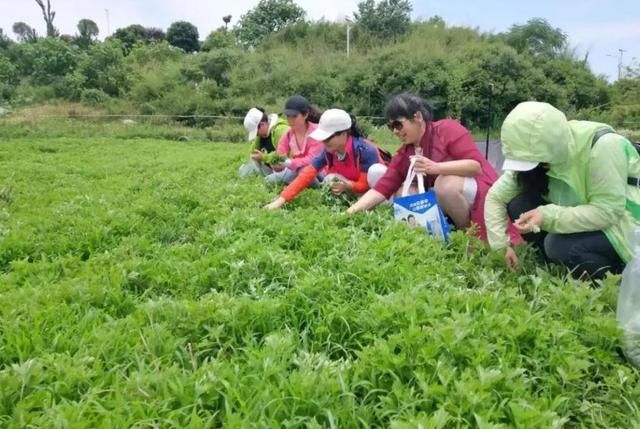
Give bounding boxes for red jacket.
[374,119,521,242]
[281,136,382,201]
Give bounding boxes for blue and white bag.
[393,157,450,242]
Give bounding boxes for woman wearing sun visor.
[485,101,640,280]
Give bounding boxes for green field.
[0,134,639,428]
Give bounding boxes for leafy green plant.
[0,90,638,429]
[262,151,285,164]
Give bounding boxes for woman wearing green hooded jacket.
[485,101,640,280]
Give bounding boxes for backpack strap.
[591,128,640,187]
[353,137,364,170]
[591,128,615,148]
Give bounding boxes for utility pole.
[618,49,627,80]
[105,8,110,35]
[345,17,352,57]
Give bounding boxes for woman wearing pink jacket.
[265,95,325,185]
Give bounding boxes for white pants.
[367,163,477,205]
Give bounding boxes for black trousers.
[507,193,625,280]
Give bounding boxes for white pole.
[618,49,627,80]
[105,9,111,35]
[347,24,351,57]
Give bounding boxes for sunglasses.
[386,118,408,132]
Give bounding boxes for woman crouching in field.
[485,101,640,279]
[265,95,325,185]
[238,107,290,178]
[264,109,389,209]
[347,93,520,242]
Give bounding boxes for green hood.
[493,101,640,262]
[500,101,574,166]
[500,102,609,200]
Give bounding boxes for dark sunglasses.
[386,119,406,132]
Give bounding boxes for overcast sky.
[1,0,638,81]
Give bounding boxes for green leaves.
[234,0,306,48]
[262,151,286,165]
[0,137,638,427]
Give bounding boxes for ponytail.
[347,113,365,139]
[305,105,322,124]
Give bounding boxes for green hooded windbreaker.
[485,102,640,262]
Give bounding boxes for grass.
[0,132,639,428]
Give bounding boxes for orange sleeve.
[280,165,319,201]
[350,172,369,194]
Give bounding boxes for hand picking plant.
[262,151,286,165]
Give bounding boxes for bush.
[17,38,79,86]
[201,30,237,51]
[0,20,630,132]
[126,41,184,66]
[0,54,18,100]
[81,88,110,106]
[76,40,130,96]
[129,61,182,103]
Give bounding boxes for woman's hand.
[505,246,520,272]
[250,150,263,162]
[513,209,544,234]
[330,179,352,195]
[412,155,441,175]
[264,197,286,210]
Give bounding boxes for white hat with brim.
[502,159,539,172]
[244,108,263,141]
[309,109,352,141]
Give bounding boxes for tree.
[144,27,166,43]
[234,0,306,48]
[110,24,146,53]
[0,29,13,50]
[0,54,18,98]
[201,28,236,51]
[504,18,567,57]
[75,19,99,48]
[427,15,445,28]
[18,37,78,85]
[354,0,412,41]
[77,19,99,40]
[12,22,38,43]
[34,0,59,37]
[74,40,130,96]
[184,48,241,85]
[167,21,200,53]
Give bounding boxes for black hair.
[346,113,365,138]
[516,164,550,197]
[328,112,365,140]
[305,105,322,124]
[384,93,433,122]
[253,106,275,152]
[284,95,322,124]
